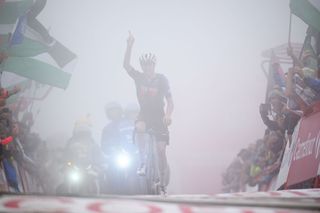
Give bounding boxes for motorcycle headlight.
[69,170,81,183]
[115,152,131,169]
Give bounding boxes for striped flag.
[0,19,77,68]
[0,1,77,89]
[0,57,71,90]
[0,1,77,68]
[8,14,27,46]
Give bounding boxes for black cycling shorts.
[136,112,169,144]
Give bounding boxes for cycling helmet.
[73,114,92,135]
[105,102,122,112]
[105,102,123,121]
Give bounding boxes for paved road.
[0,189,319,212]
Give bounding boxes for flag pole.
[0,70,3,88]
[288,11,298,68]
[288,12,292,48]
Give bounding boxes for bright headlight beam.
[69,170,81,183]
[116,152,131,169]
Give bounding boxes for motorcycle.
[102,144,140,194]
[56,160,100,195]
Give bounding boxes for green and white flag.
[0,0,77,89]
[1,57,71,90]
[0,34,48,57]
[0,33,77,66]
[290,0,320,32]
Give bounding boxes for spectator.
[222,132,286,192]
[259,88,300,146]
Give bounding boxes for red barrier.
[285,106,320,187]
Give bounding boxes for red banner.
[286,111,320,186]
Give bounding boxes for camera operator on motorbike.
[101,102,140,194]
[56,115,103,195]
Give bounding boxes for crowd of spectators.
[222,27,320,193]
[0,68,50,193]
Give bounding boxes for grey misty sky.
[32,0,306,194]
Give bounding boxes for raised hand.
[127,31,135,47]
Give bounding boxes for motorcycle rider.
[57,115,103,195]
[101,102,140,194]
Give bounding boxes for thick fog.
[29,0,307,194]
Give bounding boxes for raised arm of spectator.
[285,68,295,98]
[259,104,280,131]
[287,46,304,68]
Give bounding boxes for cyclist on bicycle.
[123,32,174,195]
